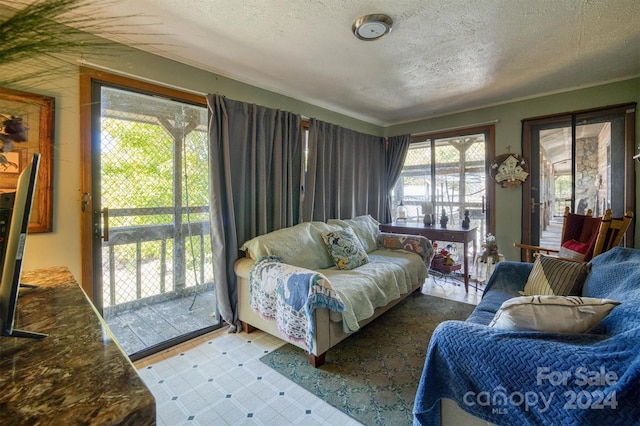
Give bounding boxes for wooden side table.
[380,222,477,292]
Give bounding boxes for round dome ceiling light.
[352,14,393,41]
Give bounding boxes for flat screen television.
[0,153,46,338]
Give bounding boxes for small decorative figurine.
[480,233,500,263]
[422,202,433,226]
[440,208,448,228]
[462,210,470,229]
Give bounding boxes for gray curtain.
[206,94,302,331]
[385,134,411,222]
[302,118,386,222]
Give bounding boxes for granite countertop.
[0,266,155,425]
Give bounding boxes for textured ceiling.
[80,0,640,126]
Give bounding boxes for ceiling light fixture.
[352,14,393,41]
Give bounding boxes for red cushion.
[562,239,590,254]
[563,214,587,242]
[578,216,601,243]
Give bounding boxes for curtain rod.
[411,119,500,137]
[77,59,207,97]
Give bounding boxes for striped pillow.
[521,255,590,296]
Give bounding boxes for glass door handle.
[531,197,543,211]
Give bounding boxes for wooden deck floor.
[104,289,219,356]
[540,216,563,249]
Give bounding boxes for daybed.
[234,215,435,367]
[413,246,640,425]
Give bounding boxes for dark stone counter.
[0,266,155,425]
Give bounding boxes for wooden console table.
[0,266,155,425]
[380,223,477,292]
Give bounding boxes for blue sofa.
[413,247,640,425]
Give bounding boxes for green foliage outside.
[101,118,209,227]
[554,175,572,215]
[100,110,214,298]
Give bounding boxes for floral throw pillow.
[328,215,380,253]
[321,227,369,270]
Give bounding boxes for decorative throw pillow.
[240,222,337,269]
[321,227,369,270]
[520,255,590,296]
[558,239,590,262]
[327,215,380,253]
[489,296,620,333]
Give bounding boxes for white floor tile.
[138,279,480,425]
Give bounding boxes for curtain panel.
[385,134,411,222]
[302,118,387,222]
[206,94,303,331]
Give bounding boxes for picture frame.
[0,149,31,192]
[0,87,54,233]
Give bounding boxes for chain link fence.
[100,87,213,310]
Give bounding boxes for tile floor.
[134,275,484,425]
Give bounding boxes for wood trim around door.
[520,103,637,259]
[78,66,206,301]
[79,69,94,299]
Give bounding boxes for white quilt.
[318,248,427,332]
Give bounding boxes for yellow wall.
[7,45,640,282]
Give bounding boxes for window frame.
[401,124,496,236]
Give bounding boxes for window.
[393,126,495,250]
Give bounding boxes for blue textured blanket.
[248,256,345,352]
[413,247,640,425]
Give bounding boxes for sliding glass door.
[521,104,635,254]
[392,125,496,249]
[81,70,221,360]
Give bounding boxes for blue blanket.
[248,255,345,352]
[413,247,640,425]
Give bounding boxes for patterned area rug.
[260,294,476,426]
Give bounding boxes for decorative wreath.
[490,153,529,188]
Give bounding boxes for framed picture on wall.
[0,87,54,233]
[0,150,30,183]
[0,151,24,175]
